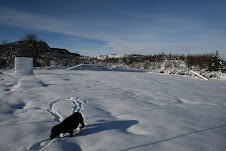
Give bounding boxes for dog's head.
[50,124,61,139]
[72,112,85,128]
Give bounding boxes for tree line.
[91,52,225,72]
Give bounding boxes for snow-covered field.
[0,69,226,151]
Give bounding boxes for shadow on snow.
[121,124,226,151]
[76,120,139,136]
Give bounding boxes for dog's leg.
[81,122,85,128]
[80,115,85,128]
[69,131,73,137]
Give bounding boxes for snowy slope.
[0,70,226,151]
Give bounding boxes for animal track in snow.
[47,99,62,123]
[47,97,88,123]
[22,97,93,151]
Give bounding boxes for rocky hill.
[0,40,80,68]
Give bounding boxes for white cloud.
[0,6,138,53]
[0,6,98,39]
[1,6,226,58]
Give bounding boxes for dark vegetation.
[90,52,225,72]
[0,33,80,69]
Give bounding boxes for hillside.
[0,41,80,56]
[0,40,80,68]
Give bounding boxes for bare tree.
[20,33,41,66]
[21,33,39,42]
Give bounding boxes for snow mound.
[66,64,111,71]
[14,57,34,76]
[13,76,46,90]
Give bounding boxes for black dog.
[50,112,85,139]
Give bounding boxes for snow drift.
[66,64,111,71]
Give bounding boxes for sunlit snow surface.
[0,70,226,151]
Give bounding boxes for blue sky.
[0,0,226,58]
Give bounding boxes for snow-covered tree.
[208,51,223,71]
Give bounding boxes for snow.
[66,64,111,71]
[94,54,123,60]
[0,69,226,151]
